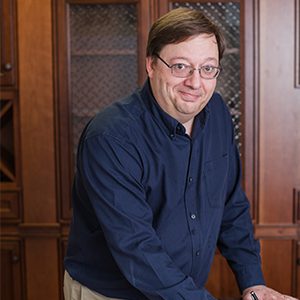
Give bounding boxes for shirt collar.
[139,78,210,139]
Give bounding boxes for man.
[64,8,297,300]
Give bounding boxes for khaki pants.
[63,271,124,300]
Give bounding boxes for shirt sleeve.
[78,132,216,300]
[217,115,265,292]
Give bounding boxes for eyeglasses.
[155,54,222,80]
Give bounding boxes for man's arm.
[216,108,265,291]
[217,106,297,299]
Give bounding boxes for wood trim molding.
[0,191,21,221]
[296,0,300,88]
[255,224,299,239]
[291,240,300,296]
[19,223,61,237]
[252,0,260,222]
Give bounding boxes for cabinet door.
[159,0,300,299]
[255,0,300,297]
[0,240,23,300]
[55,0,151,217]
[0,0,17,87]
[158,1,248,298]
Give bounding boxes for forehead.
[160,34,219,62]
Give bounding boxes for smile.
[179,91,202,101]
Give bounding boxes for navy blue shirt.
[65,79,265,300]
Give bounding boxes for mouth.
[179,90,202,102]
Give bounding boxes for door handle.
[1,62,13,75]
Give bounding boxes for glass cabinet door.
[171,1,242,151]
[55,0,150,220]
[162,1,250,299]
[69,3,139,160]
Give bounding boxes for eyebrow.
[170,56,219,65]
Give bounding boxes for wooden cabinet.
[254,1,300,297]
[0,0,23,299]
[1,0,299,299]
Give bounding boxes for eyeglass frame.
[154,53,222,80]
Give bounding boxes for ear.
[145,56,155,78]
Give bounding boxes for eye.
[202,65,216,73]
[173,63,188,71]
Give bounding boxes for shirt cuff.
[233,264,265,292]
[152,277,217,300]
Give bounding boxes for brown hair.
[146,8,226,61]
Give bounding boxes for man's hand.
[242,285,298,300]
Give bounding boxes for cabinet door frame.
[157,0,257,212]
[53,0,152,221]
[155,1,257,298]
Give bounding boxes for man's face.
[146,34,219,125]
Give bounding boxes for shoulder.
[209,92,229,110]
[208,92,232,122]
[82,91,146,143]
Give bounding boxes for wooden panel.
[297,241,300,297]
[292,240,300,297]
[0,191,20,220]
[59,238,68,299]
[19,223,60,237]
[255,0,299,295]
[296,0,300,88]
[258,0,300,224]
[25,238,60,300]
[0,0,17,87]
[242,0,256,215]
[260,239,294,295]
[0,239,23,300]
[206,251,240,300]
[255,224,298,239]
[17,0,56,222]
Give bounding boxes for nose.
[184,70,203,89]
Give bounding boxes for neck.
[182,118,194,136]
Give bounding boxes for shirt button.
[196,251,200,256]
[188,177,193,183]
[190,214,196,220]
[170,133,175,139]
